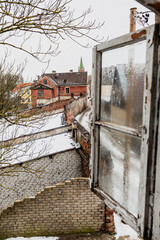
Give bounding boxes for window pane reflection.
[101,41,146,130]
[99,126,141,216]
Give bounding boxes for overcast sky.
[1,0,155,82]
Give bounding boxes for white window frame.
[65,87,70,94]
[90,24,160,238]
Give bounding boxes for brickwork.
[0,150,82,211]
[105,206,115,234]
[0,178,105,239]
[21,99,71,116]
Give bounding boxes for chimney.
[70,69,73,73]
[37,75,40,81]
[130,8,137,32]
[52,70,56,74]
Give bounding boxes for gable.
[31,83,53,90]
[39,76,57,86]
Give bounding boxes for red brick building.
[31,70,87,108]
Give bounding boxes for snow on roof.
[0,113,64,142]
[1,132,78,167]
[75,107,91,133]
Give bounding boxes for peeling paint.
[131,30,146,39]
[145,96,148,104]
[146,76,148,89]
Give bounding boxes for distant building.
[12,83,34,108]
[31,60,87,108]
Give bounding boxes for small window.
[38,90,43,97]
[22,98,25,103]
[28,98,31,102]
[27,90,30,94]
[65,87,70,94]
[43,79,47,84]
[21,90,24,95]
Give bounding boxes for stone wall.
[67,97,87,118]
[0,178,105,239]
[0,149,82,211]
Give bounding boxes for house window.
[21,98,25,103]
[65,87,70,94]
[91,24,160,238]
[21,90,24,95]
[28,98,31,102]
[38,90,43,97]
[27,90,30,94]
[43,79,47,84]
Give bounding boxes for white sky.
[0,0,155,82]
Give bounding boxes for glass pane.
[99,126,141,217]
[101,40,146,130]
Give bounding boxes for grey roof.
[42,72,87,86]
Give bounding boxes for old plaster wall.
[67,96,87,118]
[0,178,105,239]
[0,149,82,211]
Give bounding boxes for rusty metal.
[130,8,137,32]
[131,29,146,39]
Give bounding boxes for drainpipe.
[130,8,137,32]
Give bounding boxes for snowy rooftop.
[75,107,91,133]
[1,132,79,167]
[0,113,64,142]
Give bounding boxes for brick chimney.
[70,69,73,73]
[130,8,137,32]
[52,70,56,74]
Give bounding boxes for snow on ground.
[0,113,64,142]
[1,132,78,167]
[6,237,59,240]
[114,213,141,240]
[75,107,91,132]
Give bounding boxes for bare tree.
[0,0,103,60]
[0,0,103,190]
[0,59,24,120]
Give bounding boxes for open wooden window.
[91,24,160,238]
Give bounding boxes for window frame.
[90,24,160,238]
[65,87,70,94]
[43,79,47,84]
[38,90,43,98]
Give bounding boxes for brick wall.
[0,150,82,211]
[21,99,71,116]
[0,178,105,239]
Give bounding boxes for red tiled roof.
[12,83,34,93]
